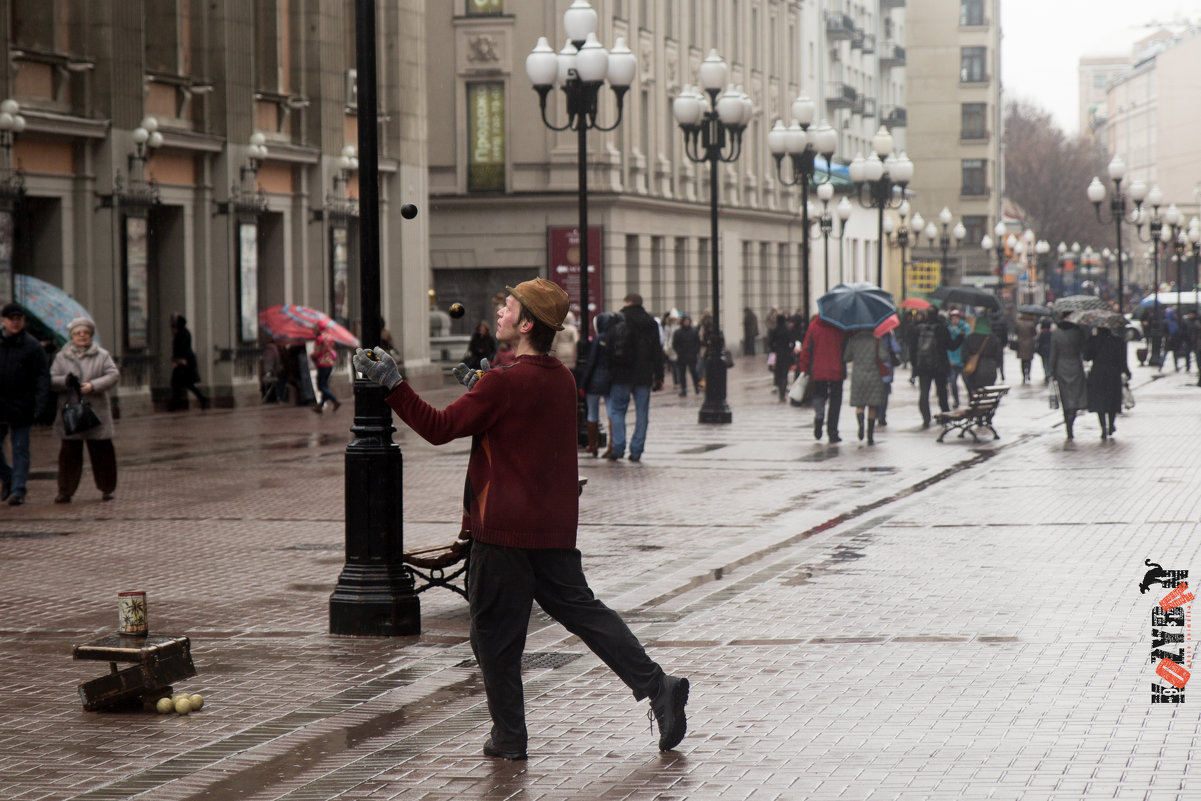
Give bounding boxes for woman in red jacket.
[797,314,849,443]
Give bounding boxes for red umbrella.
[874,313,900,337]
[258,305,360,347]
[899,297,932,311]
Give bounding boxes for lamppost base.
[330,565,421,637]
[329,379,421,637]
[698,340,732,425]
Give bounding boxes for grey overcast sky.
[1000,0,1201,135]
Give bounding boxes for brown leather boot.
[586,422,599,457]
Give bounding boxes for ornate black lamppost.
[849,126,912,288]
[1087,156,1147,314]
[0,99,26,305]
[526,0,636,349]
[835,196,852,284]
[1131,185,1165,329]
[330,0,421,637]
[768,98,836,313]
[816,181,835,294]
[673,50,751,424]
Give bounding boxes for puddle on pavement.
[173,673,485,801]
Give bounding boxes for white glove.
[451,358,489,390]
[353,347,403,390]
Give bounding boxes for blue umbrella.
[13,274,97,346]
[816,282,897,331]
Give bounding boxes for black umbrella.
[930,285,1001,311]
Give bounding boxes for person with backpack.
[605,293,664,462]
[913,307,965,429]
[945,309,971,408]
[797,313,848,443]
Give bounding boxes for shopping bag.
[1048,379,1060,410]
[1122,382,1135,410]
[788,373,810,404]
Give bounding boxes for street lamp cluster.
[671,49,750,424]
[767,97,836,312]
[848,127,913,287]
[526,0,636,346]
[1086,156,1148,313]
[818,184,853,289]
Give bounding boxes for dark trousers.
[468,541,664,750]
[170,365,208,409]
[57,438,117,498]
[811,380,843,434]
[918,373,950,425]
[315,366,338,406]
[675,357,701,394]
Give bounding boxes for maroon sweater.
[386,354,579,549]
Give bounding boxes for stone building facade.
[0,0,434,412]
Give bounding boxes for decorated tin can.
[117,591,148,635]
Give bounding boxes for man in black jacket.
[0,304,50,505]
[605,293,664,462]
[912,307,965,429]
[670,315,701,396]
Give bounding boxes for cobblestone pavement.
[2,351,1200,800]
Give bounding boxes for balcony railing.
[961,127,989,141]
[879,42,906,67]
[880,0,905,7]
[826,82,857,109]
[826,12,854,40]
[882,106,908,128]
[853,96,876,117]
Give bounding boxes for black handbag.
[62,378,102,436]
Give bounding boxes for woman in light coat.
[50,318,120,502]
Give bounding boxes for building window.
[961,103,987,139]
[467,82,506,192]
[1093,74,1109,89]
[960,0,985,26]
[465,0,502,14]
[962,216,987,248]
[255,0,291,95]
[960,47,987,83]
[961,159,987,196]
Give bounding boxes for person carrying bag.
[50,318,120,502]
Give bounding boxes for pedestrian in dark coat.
[1049,317,1088,440]
[169,314,210,411]
[767,315,795,402]
[1035,319,1053,383]
[578,311,616,457]
[671,316,702,395]
[1083,326,1129,440]
[961,315,1001,396]
[0,303,50,505]
[743,307,759,355]
[605,293,665,461]
[912,308,965,428]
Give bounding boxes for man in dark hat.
[353,278,689,762]
[0,303,50,505]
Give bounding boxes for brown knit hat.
[505,277,568,331]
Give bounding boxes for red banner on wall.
[547,225,604,324]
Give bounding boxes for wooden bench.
[402,479,588,599]
[73,633,197,711]
[934,384,1009,443]
[404,534,472,599]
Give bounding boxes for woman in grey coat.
[1049,315,1088,440]
[844,329,889,444]
[50,317,120,502]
